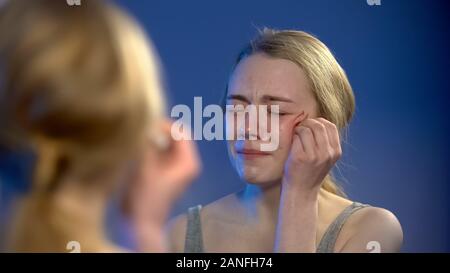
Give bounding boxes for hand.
[124,119,201,252]
[283,112,342,194]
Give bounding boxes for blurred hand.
[124,119,200,252]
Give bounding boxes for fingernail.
[295,111,305,119]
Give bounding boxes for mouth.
[236,148,271,160]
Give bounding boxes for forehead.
[228,53,311,102]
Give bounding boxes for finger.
[291,132,306,155]
[300,118,330,152]
[290,111,307,145]
[162,119,201,183]
[142,118,200,189]
[288,112,307,156]
[316,118,341,152]
[294,125,315,158]
[170,138,201,179]
[293,111,306,126]
[151,119,197,166]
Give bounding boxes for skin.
[48,119,200,252]
[168,53,403,253]
[127,120,200,252]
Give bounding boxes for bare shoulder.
[166,192,238,252]
[201,192,242,222]
[336,206,403,253]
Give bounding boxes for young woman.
[169,29,403,253]
[0,0,199,252]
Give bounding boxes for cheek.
[226,140,236,157]
[227,141,240,170]
[276,119,295,157]
[225,113,236,140]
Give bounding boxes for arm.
[274,183,319,252]
[166,214,188,253]
[125,120,200,252]
[274,114,342,252]
[337,207,403,253]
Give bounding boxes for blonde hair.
[226,28,355,196]
[0,0,165,251]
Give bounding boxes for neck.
[238,181,329,224]
[51,178,117,252]
[238,182,282,223]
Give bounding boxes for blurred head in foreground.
[0,0,198,252]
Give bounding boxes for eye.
[225,104,247,113]
[276,112,287,116]
[267,107,287,116]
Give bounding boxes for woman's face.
[226,53,319,186]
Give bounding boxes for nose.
[236,105,263,141]
[244,111,256,141]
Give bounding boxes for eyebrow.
[226,94,251,103]
[226,94,294,104]
[261,95,294,103]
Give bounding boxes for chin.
[239,168,282,186]
[231,157,283,185]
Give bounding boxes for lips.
[236,148,271,159]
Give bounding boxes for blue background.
[1,0,449,252]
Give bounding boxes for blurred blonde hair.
[226,28,355,196]
[0,0,165,251]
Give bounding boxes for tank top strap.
[316,202,370,253]
[184,205,204,253]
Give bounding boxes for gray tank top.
[184,202,370,253]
